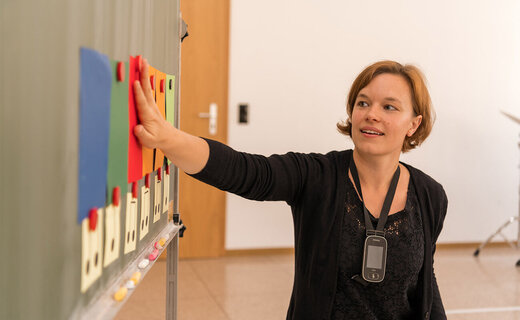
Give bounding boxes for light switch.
[153,173,162,223]
[239,103,248,123]
[81,208,104,292]
[124,193,138,254]
[139,185,151,240]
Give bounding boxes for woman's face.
[351,73,422,157]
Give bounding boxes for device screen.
[366,245,383,268]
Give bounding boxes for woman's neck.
[352,148,401,192]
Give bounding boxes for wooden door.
[178,0,229,258]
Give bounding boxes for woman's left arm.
[430,189,449,319]
[430,246,447,319]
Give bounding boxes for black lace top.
[331,176,424,320]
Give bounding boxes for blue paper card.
[78,47,112,223]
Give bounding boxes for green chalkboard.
[0,1,181,319]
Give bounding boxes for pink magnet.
[148,248,159,261]
[89,208,98,231]
[117,62,125,82]
[160,79,165,93]
[154,241,162,249]
[145,174,150,189]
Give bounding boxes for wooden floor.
[114,246,520,320]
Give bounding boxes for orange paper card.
[154,69,166,170]
[142,65,156,176]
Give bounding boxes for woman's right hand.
[132,58,210,175]
[133,58,172,150]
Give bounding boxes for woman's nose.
[365,106,380,121]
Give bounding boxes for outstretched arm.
[132,58,209,175]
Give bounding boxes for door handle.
[198,103,217,135]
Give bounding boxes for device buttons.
[369,273,379,281]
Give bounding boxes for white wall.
[226,0,520,249]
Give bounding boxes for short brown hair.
[337,60,435,153]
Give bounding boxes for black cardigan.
[191,139,448,320]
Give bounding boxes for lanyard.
[348,156,400,236]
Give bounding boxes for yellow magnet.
[158,238,166,247]
[114,286,128,301]
[131,271,142,285]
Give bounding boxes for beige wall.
[225,0,520,249]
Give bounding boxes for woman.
[133,60,448,320]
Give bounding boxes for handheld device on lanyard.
[349,156,400,284]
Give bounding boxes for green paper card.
[165,75,175,164]
[106,60,129,204]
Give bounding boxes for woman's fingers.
[139,59,155,104]
[133,81,152,118]
[132,57,169,150]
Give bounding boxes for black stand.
[474,112,520,267]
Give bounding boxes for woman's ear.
[408,115,422,137]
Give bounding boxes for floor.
[114,246,520,320]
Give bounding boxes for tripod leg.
[474,217,517,256]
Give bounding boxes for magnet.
[131,271,141,285]
[89,208,98,231]
[154,241,162,250]
[145,174,150,189]
[150,75,155,90]
[113,187,120,206]
[148,248,159,261]
[169,78,172,90]
[132,182,138,199]
[165,164,170,175]
[159,238,166,247]
[157,168,162,181]
[114,286,128,301]
[160,79,165,93]
[125,280,135,290]
[117,62,125,82]
[138,259,150,269]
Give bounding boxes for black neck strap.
[349,154,400,235]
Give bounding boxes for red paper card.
[128,55,143,183]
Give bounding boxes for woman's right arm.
[133,59,315,204]
[132,59,209,175]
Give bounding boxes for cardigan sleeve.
[430,188,449,319]
[189,138,312,205]
[430,245,447,319]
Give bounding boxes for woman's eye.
[357,101,368,107]
[384,104,396,111]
